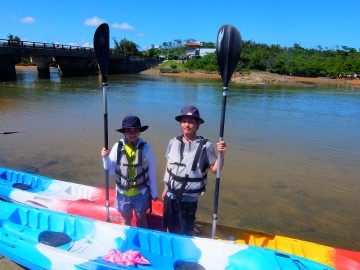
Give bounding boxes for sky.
[1,0,359,51]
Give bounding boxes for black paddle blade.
[216,24,242,87]
[93,23,110,77]
[1,131,20,135]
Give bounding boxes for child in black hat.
[101,115,158,228]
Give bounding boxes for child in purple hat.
[162,106,227,235]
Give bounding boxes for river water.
[1,68,359,251]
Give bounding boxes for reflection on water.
[1,69,359,250]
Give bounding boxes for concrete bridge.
[0,39,162,81]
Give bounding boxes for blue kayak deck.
[0,200,334,270]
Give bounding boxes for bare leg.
[122,211,133,226]
[167,225,181,234]
[135,211,148,228]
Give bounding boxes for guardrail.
[0,39,94,52]
[0,39,165,61]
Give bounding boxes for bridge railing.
[1,39,163,61]
[0,39,94,52]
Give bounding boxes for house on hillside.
[181,42,216,59]
[199,48,216,57]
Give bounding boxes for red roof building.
[184,42,203,47]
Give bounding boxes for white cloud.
[84,16,106,26]
[137,33,145,38]
[112,22,134,31]
[20,16,35,24]
[66,39,92,48]
[82,42,91,47]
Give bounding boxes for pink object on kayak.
[103,249,150,266]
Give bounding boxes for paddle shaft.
[212,86,228,238]
[102,76,110,222]
[103,77,108,149]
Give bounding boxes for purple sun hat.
[175,106,204,124]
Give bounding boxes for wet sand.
[0,255,27,269]
[140,68,360,88]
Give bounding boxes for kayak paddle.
[93,23,110,222]
[212,24,242,239]
[1,131,22,135]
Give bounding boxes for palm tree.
[7,34,21,42]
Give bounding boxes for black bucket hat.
[116,116,148,133]
[175,106,204,124]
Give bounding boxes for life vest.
[115,141,149,191]
[164,135,209,201]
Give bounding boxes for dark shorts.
[163,195,197,234]
[115,189,150,215]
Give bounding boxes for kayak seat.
[39,231,72,247]
[12,183,32,190]
[1,168,52,191]
[174,261,206,270]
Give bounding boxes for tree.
[143,44,158,58]
[162,42,169,50]
[113,37,140,56]
[7,34,21,41]
[6,34,21,46]
[173,39,182,47]
[201,42,216,48]
[111,36,360,78]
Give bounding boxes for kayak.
[0,166,164,230]
[0,200,334,270]
[195,221,360,270]
[0,166,359,270]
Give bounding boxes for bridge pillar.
[54,56,98,77]
[30,56,53,79]
[0,63,17,81]
[0,52,21,82]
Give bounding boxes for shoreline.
[140,68,360,88]
[15,65,360,88]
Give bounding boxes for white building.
[182,42,216,59]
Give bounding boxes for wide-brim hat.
[116,115,149,133]
[175,106,204,124]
